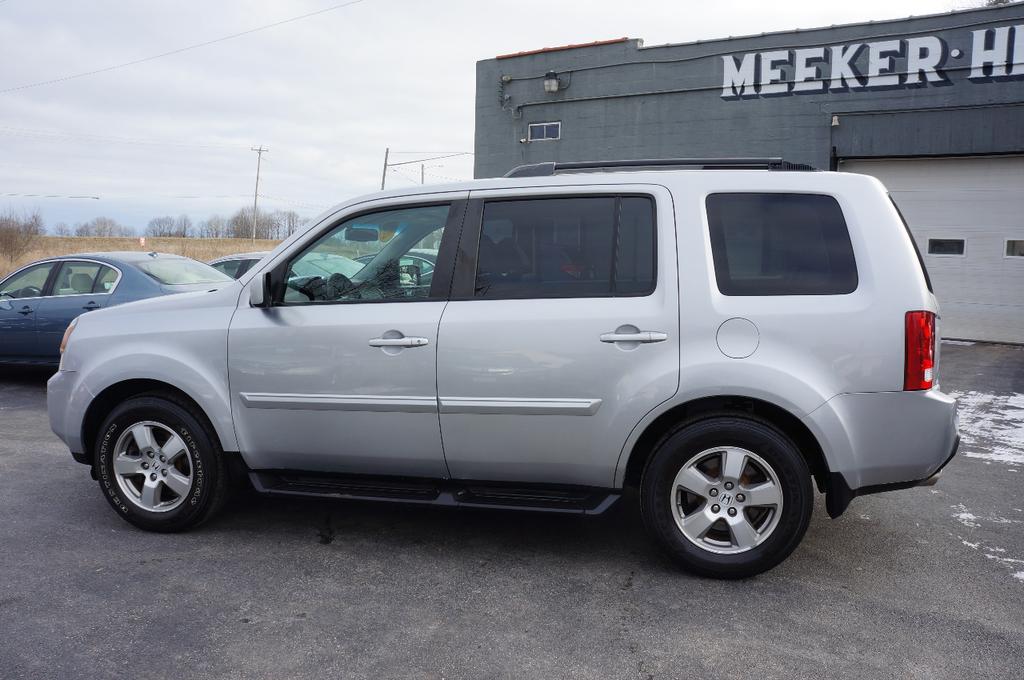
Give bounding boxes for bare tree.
[146,216,176,237]
[228,207,277,240]
[174,214,193,238]
[0,210,44,263]
[76,216,134,237]
[275,210,305,237]
[53,222,72,237]
[198,214,227,238]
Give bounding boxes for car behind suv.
[48,159,959,578]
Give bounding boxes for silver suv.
[48,159,959,578]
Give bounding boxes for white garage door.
[839,156,1024,344]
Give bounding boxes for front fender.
[62,290,238,453]
[80,352,237,453]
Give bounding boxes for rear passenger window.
[474,196,655,299]
[52,262,101,296]
[706,193,857,296]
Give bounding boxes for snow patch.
[948,390,1024,465]
[951,503,1022,527]
[956,536,1024,584]
[954,511,981,528]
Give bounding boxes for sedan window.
[94,266,119,292]
[0,262,55,299]
[52,262,102,296]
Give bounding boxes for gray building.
[474,4,1024,343]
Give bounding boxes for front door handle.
[600,330,668,344]
[17,305,33,316]
[82,301,100,311]
[368,336,429,348]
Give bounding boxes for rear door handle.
[600,331,668,344]
[17,306,33,316]
[82,301,100,311]
[368,336,429,348]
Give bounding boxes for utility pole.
[380,147,390,190]
[250,145,268,243]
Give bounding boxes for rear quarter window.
[705,192,858,296]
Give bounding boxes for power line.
[389,151,474,155]
[387,152,473,167]
[0,0,370,95]
[0,125,248,150]
[423,169,470,183]
[1,192,99,200]
[388,166,423,185]
[258,194,330,210]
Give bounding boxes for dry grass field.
[1,236,282,278]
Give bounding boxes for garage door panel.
[841,156,1024,344]
[895,200,1023,228]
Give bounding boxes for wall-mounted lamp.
[543,71,561,94]
[831,114,840,127]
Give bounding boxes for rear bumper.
[825,435,959,518]
[802,388,959,517]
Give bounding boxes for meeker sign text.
[722,23,1024,99]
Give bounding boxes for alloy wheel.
[670,446,783,554]
[112,421,193,513]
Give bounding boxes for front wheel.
[95,394,228,532]
[641,416,813,578]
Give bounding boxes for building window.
[927,239,965,256]
[705,193,857,296]
[1006,240,1024,257]
[527,121,561,142]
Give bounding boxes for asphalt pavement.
[1,342,1022,679]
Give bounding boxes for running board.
[249,471,620,515]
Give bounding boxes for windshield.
[135,258,232,285]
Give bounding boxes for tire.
[95,394,228,532]
[640,415,813,579]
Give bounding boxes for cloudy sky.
[0,0,971,231]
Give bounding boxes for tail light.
[904,311,936,390]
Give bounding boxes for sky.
[0,0,978,232]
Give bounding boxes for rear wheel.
[95,395,227,532]
[641,416,812,578]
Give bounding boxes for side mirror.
[250,272,271,308]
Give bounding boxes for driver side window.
[1,262,54,299]
[283,204,451,304]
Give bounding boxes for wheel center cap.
[719,492,733,506]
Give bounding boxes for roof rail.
[504,157,817,178]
